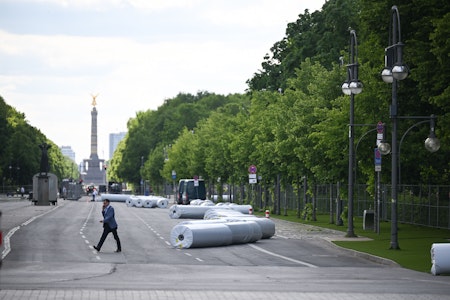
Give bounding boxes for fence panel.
[226,181,450,230]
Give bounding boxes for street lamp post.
[342,29,362,238]
[381,6,440,249]
[381,5,409,250]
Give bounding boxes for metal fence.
[225,182,450,230]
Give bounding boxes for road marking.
[2,205,60,260]
[80,202,98,259]
[248,244,318,268]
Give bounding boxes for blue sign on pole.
[374,148,382,172]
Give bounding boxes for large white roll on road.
[156,198,169,208]
[205,212,275,239]
[131,196,143,208]
[225,220,262,244]
[143,199,156,208]
[100,193,132,202]
[170,223,233,248]
[431,243,450,275]
[168,205,219,219]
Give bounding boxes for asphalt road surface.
[1,197,449,299]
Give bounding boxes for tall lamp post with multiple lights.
[380,6,440,249]
[380,5,409,250]
[342,29,362,238]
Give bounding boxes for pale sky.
[0,0,325,164]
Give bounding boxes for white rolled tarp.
[431,243,450,275]
[100,193,132,202]
[132,197,143,208]
[226,220,262,244]
[205,212,275,239]
[125,197,133,207]
[170,223,233,248]
[143,199,156,208]
[204,208,244,220]
[169,205,220,219]
[156,198,169,208]
[225,204,253,214]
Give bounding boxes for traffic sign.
[377,121,384,133]
[374,148,382,172]
[248,165,257,174]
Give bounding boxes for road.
[1,197,449,299]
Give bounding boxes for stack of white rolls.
[169,205,276,248]
[124,195,170,209]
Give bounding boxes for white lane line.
[248,244,318,268]
[2,205,60,260]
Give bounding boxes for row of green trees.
[0,96,78,190]
[108,0,450,197]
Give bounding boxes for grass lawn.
[256,210,450,273]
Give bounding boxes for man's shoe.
[115,249,121,253]
[93,246,100,252]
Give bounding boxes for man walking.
[93,199,121,253]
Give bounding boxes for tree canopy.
[0,96,78,188]
[3,0,449,196]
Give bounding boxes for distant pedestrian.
[20,186,25,198]
[93,199,121,253]
[62,186,67,200]
[92,188,97,202]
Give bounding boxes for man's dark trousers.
[97,223,121,251]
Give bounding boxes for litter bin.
[363,210,374,230]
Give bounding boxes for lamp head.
[424,135,440,153]
[378,141,391,155]
[392,64,409,80]
[381,68,393,83]
[341,82,351,95]
[349,80,363,94]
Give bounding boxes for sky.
[0,0,326,164]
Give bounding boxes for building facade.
[60,145,76,162]
[109,132,127,159]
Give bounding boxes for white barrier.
[431,243,450,275]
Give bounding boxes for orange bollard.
[265,210,270,218]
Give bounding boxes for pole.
[376,170,381,234]
[347,92,356,237]
[390,6,400,250]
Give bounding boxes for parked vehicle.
[177,179,206,205]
